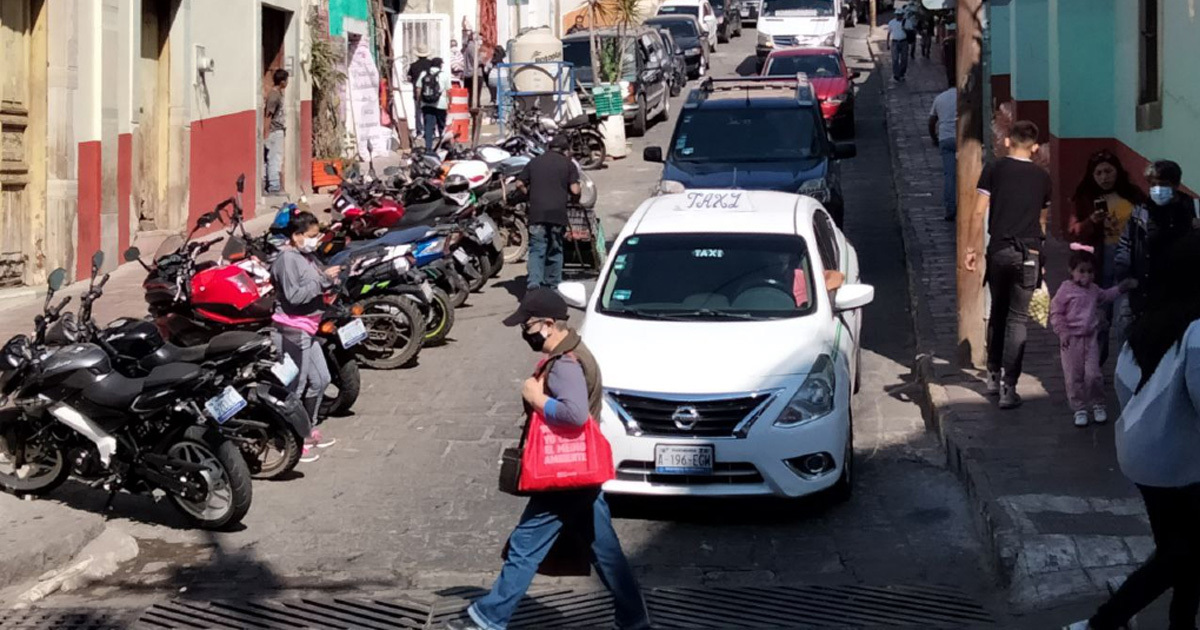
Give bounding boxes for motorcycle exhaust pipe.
[50,403,117,466]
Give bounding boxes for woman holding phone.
[1068,151,1146,362]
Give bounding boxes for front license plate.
[270,354,299,386]
[655,444,714,475]
[452,248,471,264]
[475,220,496,243]
[419,281,435,301]
[204,386,247,425]
[338,318,368,349]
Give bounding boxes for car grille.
[772,35,798,46]
[607,391,776,438]
[616,460,764,485]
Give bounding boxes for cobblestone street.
[2,20,1011,627]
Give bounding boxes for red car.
[761,47,860,136]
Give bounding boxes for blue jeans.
[940,138,957,217]
[891,40,909,78]
[422,107,446,153]
[527,223,565,290]
[469,491,650,630]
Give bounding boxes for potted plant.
[308,6,347,190]
[586,0,644,158]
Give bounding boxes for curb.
[0,497,108,595]
[865,35,1018,593]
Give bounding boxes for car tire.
[826,416,854,504]
[630,95,648,137]
[854,344,863,394]
[842,111,856,137]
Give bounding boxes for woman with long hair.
[1066,230,1200,630]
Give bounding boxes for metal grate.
[608,391,774,437]
[2,584,993,629]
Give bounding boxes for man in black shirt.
[517,135,580,290]
[964,120,1053,409]
[407,46,434,140]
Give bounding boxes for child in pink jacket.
[1050,244,1137,427]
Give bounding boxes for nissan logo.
[671,405,701,430]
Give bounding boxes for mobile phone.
[1093,198,1108,214]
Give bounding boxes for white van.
[755,0,844,69]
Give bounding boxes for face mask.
[299,236,321,253]
[1150,186,1174,205]
[521,326,548,352]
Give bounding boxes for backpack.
[420,71,442,106]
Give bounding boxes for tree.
[585,0,646,84]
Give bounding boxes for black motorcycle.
[0,267,253,530]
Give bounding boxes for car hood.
[758,16,838,37]
[663,159,828,191]
[581,315,827,393]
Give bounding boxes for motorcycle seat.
[145,363,202,390]
[156,343,206,364]
[398,200,459,229]
[561,114,592,129]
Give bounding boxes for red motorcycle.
[128,175,362,417]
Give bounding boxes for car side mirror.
[851,70,862,80]
[643,146,664,163]
[833,141,857,160]
[833,284,874,312]
[558,282,589,308]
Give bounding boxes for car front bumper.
[598,397,850,498]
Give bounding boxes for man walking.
[416,58,451,154]
[903,5,919,60]
[406,46,434,140]
[517,135,579,290]
[264,69,289,194]
[964,121,1053,409]
[448,289,651,630]
[929,81,957,221]
[887,13,909,82]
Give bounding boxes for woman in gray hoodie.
[1068,230,1200,630]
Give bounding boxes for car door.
[640,33,669,112]
[812,210,859,382]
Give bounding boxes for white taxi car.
[559,190,872,500]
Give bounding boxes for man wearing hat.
[449,289,650,630]
[516,135,580,290]
[406,45,434,139]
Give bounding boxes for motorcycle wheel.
[320,356,360,418]
[573,129,607,170]
[438,269,470,308]
[165,426,253,530]
[356,295,426,369]
[423,288,455,347]
[0,411,70,495]
[459,245,492,293]
[501,215,529,264]
[488,246,505,278]
[242,410,302,481]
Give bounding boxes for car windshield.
[765,54,842,77]
[762,0,835,17]
[598,233,817,320]
[563,38,637,82]
[670,107,824,162]
[658,5,700,17]
[650,19,699,39]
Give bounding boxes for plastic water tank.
[510,27,563,93]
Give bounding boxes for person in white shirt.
[928,84,957,220]
[887,15,908,81]
[1066,230,1200,630]
[902,5,920,60]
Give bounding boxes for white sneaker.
[985,371,1001,396]
[1074,411,1090,427]
[1092,405,1108,424]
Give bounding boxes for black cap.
[502,288,569,326]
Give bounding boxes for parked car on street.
[761,46,860,135]
[643,75,857,226]
[657,0,720,52]
[562,28,673,137]
[653,28,689,97]
[712,0,745,42]
[644,15,711,79]
[741,0,762,25]
[558,190,873,502]
[756,0,846,70]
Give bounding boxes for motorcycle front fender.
[246,382,309,439]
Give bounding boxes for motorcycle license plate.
[475,221,496,244]
[205,386,248,425]
[420,281,435,302]
[452,248,471,264]
[270,354,299,386]
[654,444,714,475]
[338,318,368,349]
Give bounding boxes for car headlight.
[757,31,774,47]
[822,33,837,47]
[686,47,702,55]
[798,178,831,202]
[775,355,836,427]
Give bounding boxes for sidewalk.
[870,35,1151,609]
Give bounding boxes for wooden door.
[0,0,45,286]
[135,0,171,230]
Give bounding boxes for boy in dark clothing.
[964,121,1053,410]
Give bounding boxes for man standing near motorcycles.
[449,289,651,630]
[271,211,340,461]
[517,135,579,291]
[264,69,288,194]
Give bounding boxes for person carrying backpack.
[416,57,451,154]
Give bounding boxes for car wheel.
[843,110,856,137]
[826,416,854,504]
[630,95,648,137]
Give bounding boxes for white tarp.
[345,34,394,161]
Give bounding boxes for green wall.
[1009,0,1048,101]
[329,0,370,37]
[1048,0,1115,138]
[989,1,1010,76]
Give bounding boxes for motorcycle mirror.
[47,268,67,293]
[236,174,246,193]
[91,251,104,274]
[123,247,141,262]
[324,163,338,176]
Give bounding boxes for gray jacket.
[270,247,332,318]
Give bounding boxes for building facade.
[990,0,1200,233]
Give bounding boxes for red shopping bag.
[518,411,614,493]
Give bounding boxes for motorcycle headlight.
[757,31,774,47]
[775,355,836,427]
[822,33,837,47]
[798,178,830,202]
